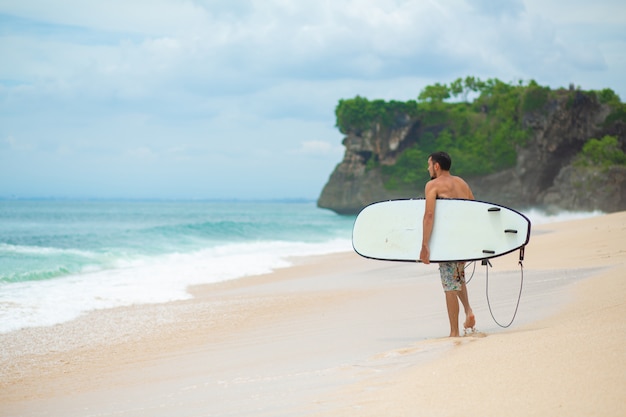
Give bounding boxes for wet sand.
[1,212,625,416]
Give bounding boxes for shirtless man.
[419,151,476,337]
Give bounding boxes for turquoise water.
[0,200,355,333]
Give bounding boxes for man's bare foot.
[464,313,475,330]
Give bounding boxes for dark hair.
[429,151,452,171]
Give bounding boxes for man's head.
[428,151,452,179]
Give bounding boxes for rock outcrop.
[318,91,626,214]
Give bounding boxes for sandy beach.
[1,212,625,416]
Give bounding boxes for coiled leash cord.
[483,258,524,328]
[464,249,525,328]
[464,260,477,284]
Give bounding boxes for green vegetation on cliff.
[335,77,623,190]
[574,135,626,169]
[335,96,418,134]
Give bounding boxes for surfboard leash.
[464,260,477,284]
[482,252,525,328]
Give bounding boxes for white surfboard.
[352,199,531,262]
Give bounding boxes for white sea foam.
[521,208,604,225]
[0,242,98,258]
[0,238,352,334]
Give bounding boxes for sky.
[1,0,625,200]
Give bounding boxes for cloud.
[294,140,343,156]
[0,1,465,96]
[0,0,624,199]
[470,0,525,18]
[124,146,158,160]
[2,135,34,151]
[2,1,621,102]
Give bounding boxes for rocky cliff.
[318,90,626,214]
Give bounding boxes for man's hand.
[419,245,430,264]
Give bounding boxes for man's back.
[427,174,474,200]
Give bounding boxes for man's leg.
[445,290,460,337]
[440,262,473,337]
[457,283,475,330]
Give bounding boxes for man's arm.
[420,182,437,264]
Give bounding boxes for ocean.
[0,199,601,334]
[0,200,355,334]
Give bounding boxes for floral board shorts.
[438,262,466,291]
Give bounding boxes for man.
[419,151,476,337]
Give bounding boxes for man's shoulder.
[452,175,474,198]
[450,175,470,187]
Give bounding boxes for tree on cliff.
[335,96,418,135]
[418,82,450,103]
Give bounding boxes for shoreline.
[2,212,626,416]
